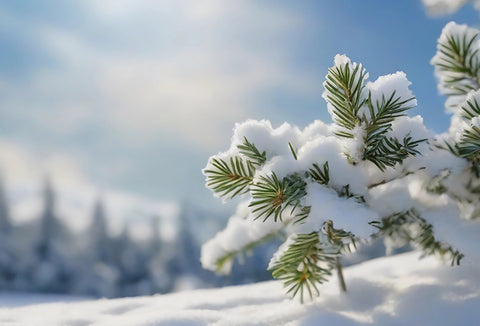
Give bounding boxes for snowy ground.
[0,252,479,326]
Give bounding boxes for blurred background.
[0,0,477,299]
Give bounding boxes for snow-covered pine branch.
[431,22,480,109]
[429,22,480,219]
[201,54,467,302]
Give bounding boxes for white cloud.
[0,0,320,150]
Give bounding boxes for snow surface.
[1,252,479,325]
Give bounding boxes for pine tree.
[0,173,15,288]
[89,197,113,262]
[147,215,172,294]
[34,178,73,293]
[0,173,11,235]
[36,178,57,260]
[167,202,201,282]
[201,21,480,301]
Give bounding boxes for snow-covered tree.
[201,21,480,302]
[147,215,173,294]
[33,179,74,293]
[0,174,15,288]
[170,203,201,276]
[0,173,11,235]
[71,197,119,297]
[88,197,114,262]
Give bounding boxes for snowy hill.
[1,252,479,326]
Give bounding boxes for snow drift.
[1,252,479,326]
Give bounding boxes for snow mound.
[0,252,479,325]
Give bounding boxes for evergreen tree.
[115,224,151,296]
[36,178,57,259]
[89,197,113,262]
[0,173,11,234]
[169,202,201,278]
[150,216,162,253]
[34,178,73,293]
[0,173,15,288]
[147,215,175,294]
[201,22,480,302]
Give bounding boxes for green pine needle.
[366,91,415,137]
[461,95,480,120]
[288,142,298,161]
[458,125,480,158]
[269,232,333,303]
[434,30,480,95]
[249,173,307,222]
[270,222,357,302]
[214,230,282,274]
[324,62,367,131]
[238,137,267,167]
[204,157,255,198]
[370,209,464,266]
[363,135,426,172]
[308,162,330,185]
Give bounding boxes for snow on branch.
[201,53,462,302]
[202,22,480,301]
[431,22,480,110]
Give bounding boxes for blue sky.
[0,0,478,209]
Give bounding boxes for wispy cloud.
[0,0,320,149]
[0,1,331,203]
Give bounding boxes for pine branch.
[270,221,357,302]
[269,232,334,303]
[324,62,367,133]
[310,162,365,203]
[425,169,451,194]
[433,27,480,96]
[249,173,307,222]
[368,167,426,189]
[370,209,464,266]
[458,125,480,159]
[363,135,425,172]
[461,94,480,119]
[294,205,311,224]
[204,157,255,198]
[321,220,357,254]
[358,87,422,171]
[338,184,365,204]
[324,56,423,172]
[308,162,330,185]
[439,130,479,176]
[213,230,283,274]
[365,91,415,139]
[237,137,267,167]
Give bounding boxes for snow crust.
[1,252,479,325]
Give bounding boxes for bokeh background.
[0,0,478,298]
